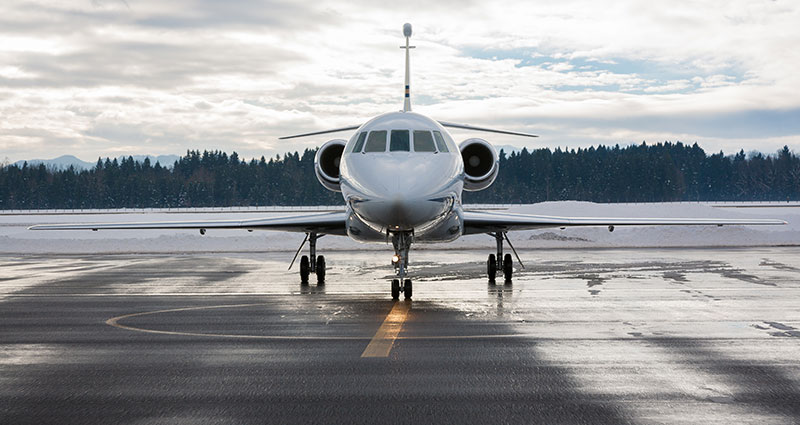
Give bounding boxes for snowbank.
[0,202,797,254]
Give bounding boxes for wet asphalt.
[1,248,800,424]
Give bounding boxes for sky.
[1,0,799,163]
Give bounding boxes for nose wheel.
[391,279,412,300]
[403,279,412,299]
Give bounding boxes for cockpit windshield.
[390,130,410,152]
[413,130,436,152]
[364,130,387,152]
[350,129,451,153]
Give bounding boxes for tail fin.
[401,23,415,112]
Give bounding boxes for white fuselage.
[339,111,466,243]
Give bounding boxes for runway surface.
[2,247,800,424]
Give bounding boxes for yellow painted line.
[360,301,411,358]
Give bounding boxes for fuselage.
[340,111,466,243]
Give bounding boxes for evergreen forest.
[1,142,799,209]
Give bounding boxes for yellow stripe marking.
[361,301,411,358]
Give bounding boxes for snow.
[0,202,797,254]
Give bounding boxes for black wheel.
[316,255,326,284]
[391,279,400,300]
[403,279,412,299]
[503,253,513,282]
[300,255,310,284]
[487,254,497,282]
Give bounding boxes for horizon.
[5,140,795,168]
[2,1,799,162]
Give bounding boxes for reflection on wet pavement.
[1,247,800,424]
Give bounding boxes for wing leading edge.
[29,210,787,237]
[462,210,787,235]
[28,211,348,235]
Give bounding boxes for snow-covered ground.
[0,202,797,254]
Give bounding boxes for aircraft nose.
[345,154,458,230]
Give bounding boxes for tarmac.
[2,247,800,424]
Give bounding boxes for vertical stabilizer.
[401,23,415,112]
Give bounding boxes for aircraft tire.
[391,279,400,300]
[503,253,513,282]
[316,255,326,284]
[487,254,497,282]
[300,255,310,285]
[403,279,412,299]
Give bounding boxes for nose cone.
[354,196,451,231]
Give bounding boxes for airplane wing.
[438,121,538,138]
[28,211,348,235]
[462,210,787,235]
[277,120,540,140]
[278,125,362,140]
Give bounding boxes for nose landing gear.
[391,232,413,300]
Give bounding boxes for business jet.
[31,24,786,300]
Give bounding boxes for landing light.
[392,254,400,264]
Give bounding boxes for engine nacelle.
[314,139,346,192]
[459,138,499,191]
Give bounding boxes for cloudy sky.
[1,0,799,163]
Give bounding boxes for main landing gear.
[291,232,326,285]
[487,231,522,284]
[391,232,413,300]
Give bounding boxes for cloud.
[0,0,798,162]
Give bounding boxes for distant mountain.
[14,155,95,170]
[13,154,180,170]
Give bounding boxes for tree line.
[465,142,800,204]
[1,142,798,209]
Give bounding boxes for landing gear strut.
[291,232,326,285]
[487,231,523,284]
[391,232,413,300]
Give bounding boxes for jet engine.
[314,139,346,192]
[459,138,499,191]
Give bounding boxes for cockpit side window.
[413,130,436,152]
[432,131,449,153]
[444,131,458,152]
[349,132,367,153]
[390,130,410,152]
[364,130,387,152]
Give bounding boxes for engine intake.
[459,138,499,191]
[314,139,346,192]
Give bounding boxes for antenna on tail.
[401,23,415,112]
